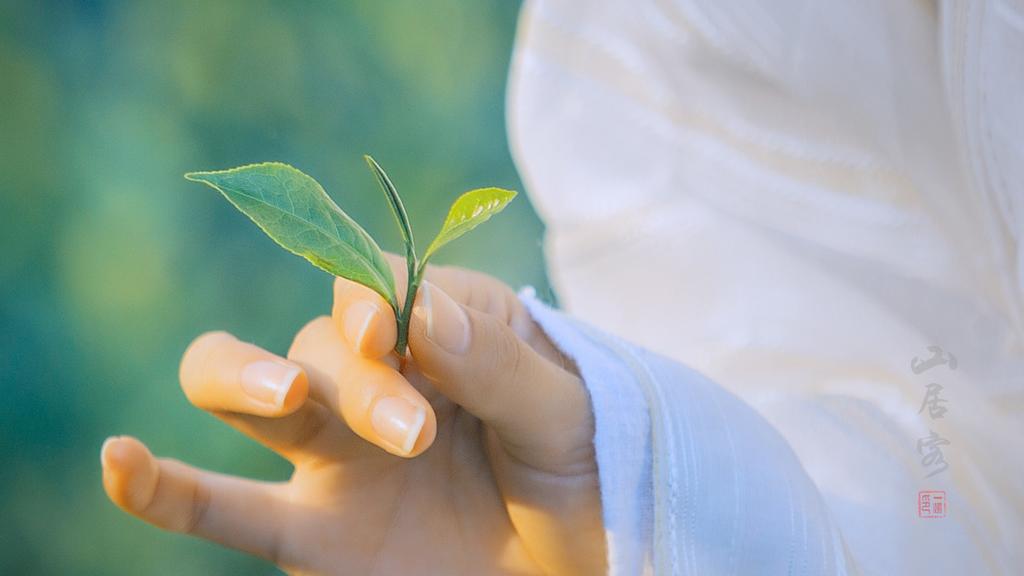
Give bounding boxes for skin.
[100,256,606,575]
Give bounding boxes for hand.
[100,257,606,575]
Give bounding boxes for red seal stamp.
[918,490,946,518]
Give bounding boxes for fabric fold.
[521,289,852,575]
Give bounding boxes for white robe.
[509,1,1024,574]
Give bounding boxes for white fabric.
[508,0,1024,574]
[523,290,851,575]
[521,289,655,573]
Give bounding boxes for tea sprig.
[185,157,516,355]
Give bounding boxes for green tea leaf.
[185,163,397,308]
[423,187,517,262]
[364,155,416,266]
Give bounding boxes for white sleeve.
[508,1,1023,574]
[522,290,853,576]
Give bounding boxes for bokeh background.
[0,1,551,573]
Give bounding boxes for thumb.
[408,281,593,470]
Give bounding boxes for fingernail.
[413,281,469,354]
[100,436,120,468]
[342,300,379,354]
[240,360,301,408]
[371,396,426,455]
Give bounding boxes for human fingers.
[288,316,437,457]
[100,436,289,564]
[407,281,593,473]
[179,331,357,461]
[179,331,308,417]
[409,282,605,575]
[332,277,398,360]
[336,253,559,362]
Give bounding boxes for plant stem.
[394,257,424,357]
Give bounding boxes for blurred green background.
[0,1,550,573]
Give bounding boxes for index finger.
[332,278,398,359]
